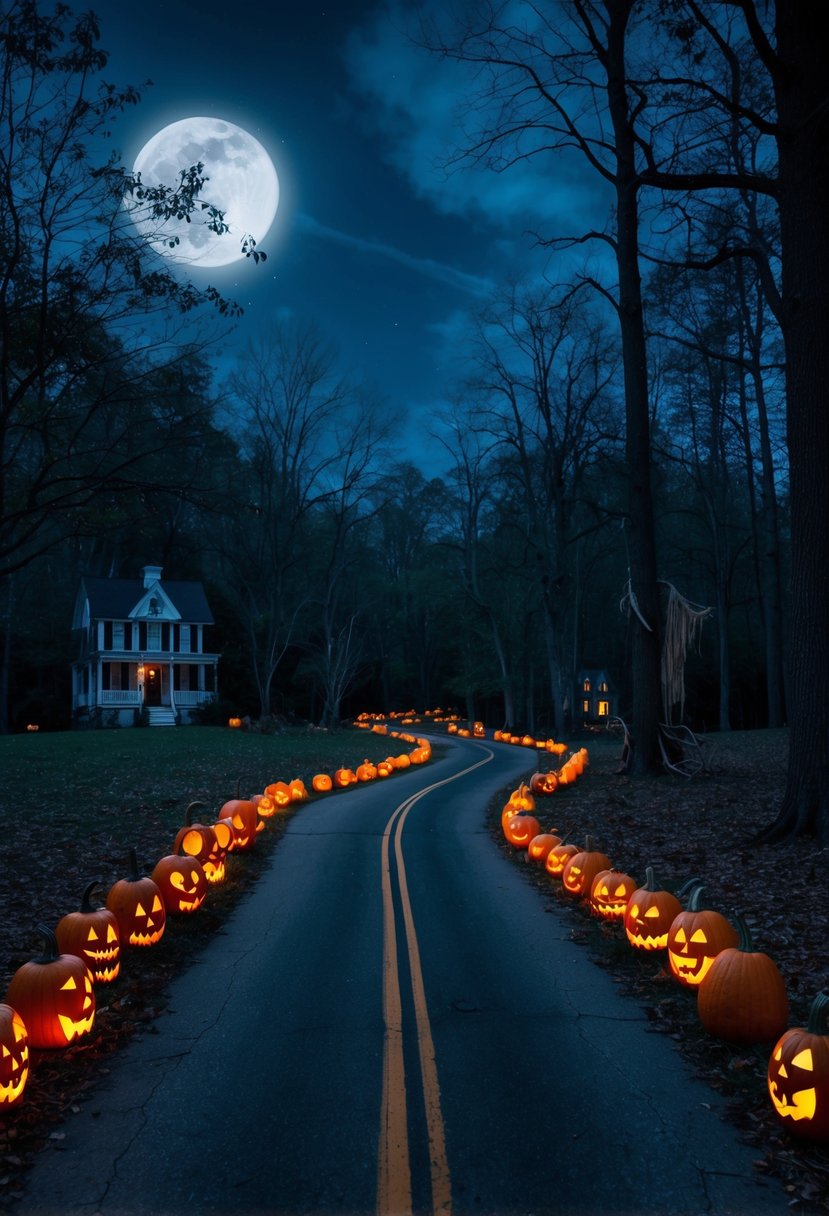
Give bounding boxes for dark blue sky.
[90,0,608,470]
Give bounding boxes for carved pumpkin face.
[312,773,333,792]
[151,853,208,914]
[5,928,96,1049]
[56,881,121,983]
[527,833,561,865]
[530,771,559,796]
[590,870,637,921]
[545,841,579,877]
[265,781,293,807]
[624,885,682,950]
[219,798,258,852]
[503,813,541,848]
[768,993,829,1141]
[562,844,611,897]
[106,852,166,946]
[356,761,378,781]
[206,819,233,883]
[667,888,739,987]
[290,778,309,802]
[334,767,358,785]
[0,1004,29,1107]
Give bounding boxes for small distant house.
[576,669,617,725]
[71,565,220,726]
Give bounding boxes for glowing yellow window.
[583,699,590,714]
[598,700,609,717]
[583,680,591,691]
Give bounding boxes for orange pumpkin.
[527,833,561,865]
[106,848,166,947]
[356,760,378,781]
[624,867,681,951]
[545,840,580,877]
[56,880,121,984]
[768,991,829,1141]
[5,926,95,1049]
[697,914,788,1044]
[312,773,333,793]
[590,870,638,921]
[667,885,738,988]
[562,838,612,898]
[529,771,559,796]
[219,797,258,851]
[503,813,541,848]
[0,1004,29,1108]
[151,847,208,915]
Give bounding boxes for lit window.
[583,699,590,714]
[583,679,591,692]
[598,700,609,717]
[599,681,608,693]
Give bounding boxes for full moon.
[131,117,279,268]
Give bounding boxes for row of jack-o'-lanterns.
[501,777,829,1144]
[0,734,432,1110]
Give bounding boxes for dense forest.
[2,2,827,840]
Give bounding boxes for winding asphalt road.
[14,736,789,1215]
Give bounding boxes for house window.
[583,699,590,714]
[583,679,591,692]
[179,624,191,654]
[102,662,110,690]
[598,700,609,717]
[104,621,113,650]
[113,622,124,650]
[124,622,132,650]
[147,622,161,651]
[599,681,608,693]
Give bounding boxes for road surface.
[13,736,789,1215]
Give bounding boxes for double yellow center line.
[377,752,492,1216]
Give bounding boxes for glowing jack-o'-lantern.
[527,832,561,865]
[503,813,541,848]
[251,792,276,834]
[265,781,293,807]
[5,926,95,1049]
[219,796,258,852]
[356,760,378,781]
[667,885,738,987]
[624,867,682,950]
[590,870,638,921]
[0,1004,29,1107]
[56,880,121,983]
[152,846,208,915]
[334,767,358,786]
[106,849,166,947]
[289,778,309,802]
[376,760,394,778]
[207,818,233,883]
[312,773,333,793]
[545,839,580,877]
[529,771,559,796]
[562,838,611,898]
[768,991,829,1141]
[228,717,242,729]
[697,914,788,1044]
[174,801,217,869]
[473,721,485,737]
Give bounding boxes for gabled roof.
[79,577,214,624]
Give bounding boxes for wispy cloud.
[295,212,493,298]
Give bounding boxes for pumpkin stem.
[126,846,142,881]
[644,865,658,891]
[733,912,755,952]
[33,923,61,964]
[676,875,704,900]
[806,991,829,1035]
[80,879,104,913]
[185,800,206,825]
[685,883,708,912]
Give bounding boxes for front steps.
[147,706,177,727]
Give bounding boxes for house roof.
[80,577,214,624]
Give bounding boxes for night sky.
[87,0,609,472]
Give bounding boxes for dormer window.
[148,596,160,617]
[583,679,591,692]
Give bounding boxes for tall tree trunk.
[760,5,829,841]
[736,262,786,728]
[606,0,662,773]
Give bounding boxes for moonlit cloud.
[295,213,493,298]
[344,1,609,234]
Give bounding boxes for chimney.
[142,565,163,589]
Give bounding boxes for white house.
[71,565,220,726]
